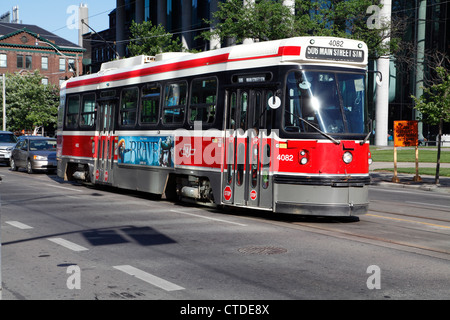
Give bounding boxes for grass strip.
[374,167,450,177]
[370,148,450,163]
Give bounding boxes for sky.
[1,1,117,46]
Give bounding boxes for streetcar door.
[223,89,273,210]
[95,100,116,184]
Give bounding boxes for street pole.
[2,74,5,131]
[375,0,392,146]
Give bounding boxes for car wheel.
[26,159,34,174]
[10,158,18,171]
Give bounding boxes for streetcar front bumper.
[273,175,371,216]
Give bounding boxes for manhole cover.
[238,246,287,255]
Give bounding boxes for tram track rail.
[236,200,450,261]
[291,219,450,257]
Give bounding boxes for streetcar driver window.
[189,78,217,124]
[66,95,80,128]
[163,82,187,124]
[284,71,367,135]
[120,87,138,126]
[140,84,161,124]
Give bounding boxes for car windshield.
[29,140,57,151]
[0,133,17,143]
[284,70,368,135]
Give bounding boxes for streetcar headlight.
[343,152,353,164]
[300,157,308,165]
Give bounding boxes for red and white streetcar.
[57,36,372,216]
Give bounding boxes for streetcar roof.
[63,36,368,92]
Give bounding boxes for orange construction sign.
[393,121,418,147]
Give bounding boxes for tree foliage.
[412,65,450,184]
[201,0,400,59]
[1,71,59,132]
[127,20,184,56]
[413,67,450,125]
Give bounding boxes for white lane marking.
[170,209,247,227]
[48,238,89,252]
[113,265,185,291]
[5,221,33,229]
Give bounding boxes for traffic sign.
[394,121,418,147]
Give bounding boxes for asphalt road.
[0,165,449,304]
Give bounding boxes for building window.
[59,58,65,71]
[0,54,6,67]
[17,55,23,68]
[42,78,49,85]
[68,59,75,72]
[25,55,32,69]
[42,57,48,70]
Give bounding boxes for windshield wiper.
[285,110,340,145]
[360,119,373,145]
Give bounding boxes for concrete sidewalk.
[369,161,450,193]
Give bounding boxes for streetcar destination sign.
[305,46,365,62]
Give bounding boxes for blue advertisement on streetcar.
[118,135,174,167]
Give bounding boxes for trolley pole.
[0,178,2,300]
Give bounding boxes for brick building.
[0,23,84,86]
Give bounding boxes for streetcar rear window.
[189,77,217,124]
[66,95,80,128]
[163,82,187,124]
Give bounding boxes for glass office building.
[380,0,449,141]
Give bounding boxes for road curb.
[370,172,450,194]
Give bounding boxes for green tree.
[413,66,450,184]
[201,0,399,59]
[1,71,59,133]
[127,20,184,56]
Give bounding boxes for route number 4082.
[329,40,344,47]
[277,154,293,161]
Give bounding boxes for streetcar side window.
[120,87,138,126]
[66,95,80,128]
[80,93,96,127]
[140,83,161,125]
[163,81,187,124]
[189,77,217,124]
[228,92,237,130]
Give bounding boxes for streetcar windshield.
[284,70,367,135]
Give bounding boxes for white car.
[0,131,18,165]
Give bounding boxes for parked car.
[0,131,18,165]
[10,136,57,173]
